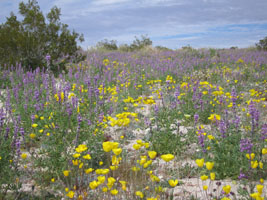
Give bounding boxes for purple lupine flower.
[94,75,98,86]
[0,109,5,127]
[20,127,25,139]
[68,67,73,79]
[224,109,230,129]
[233,116,240,129]
[254,109,260,128]
[108,106,113,115]
[66,104,73,117]
[249,102,260,134]
[31,114,36,123]
[116,86,120,94]
[199,99,203,111]
[98,112,104,123]
[194,114,199,124]
[94,87,100,98]
[144,117,151,127]
[219,120,227,138]
[45,54,51,61]
[34,103,41,112]
[77,114,82,130]
[238,172,248,180]
[171,101,176,109]
[240,138,253,153]
[12,123,19,149]
[5,127,10,140]
[261,124,267,140]
[34,89,40,102]
[153,105,159,115]
[197,127,206,153]
[231,88,237,110]
[15,138,21,156]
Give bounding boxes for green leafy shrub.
[256,36,267,51]
[0,0,85,72]
[96,39,118,51]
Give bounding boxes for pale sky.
[1,0,267,49]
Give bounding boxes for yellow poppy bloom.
[168,179,178,187]
[161,154,174,162]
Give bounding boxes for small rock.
[179,126,188,134]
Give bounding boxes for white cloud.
[91,0,131,6]
[1,0,267,49]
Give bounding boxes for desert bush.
[256,36,267,51]
[118,35,153,52]
[96,39,118,51]
[0,0,85,72]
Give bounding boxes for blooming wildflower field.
[0,49,267,200]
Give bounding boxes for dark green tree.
[0,0,84,72]
[130,35,152,50]
[118,35,153,52]
[256,36,267,51]
[96,39,118,50]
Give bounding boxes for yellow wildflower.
[32,124,38,128]
[195,158,204,168]
[21,153,27,159]
[210,172,215,180]
[206,162,214,171]
[168,179,178,187]
[110,189,118,195]
[256,184,264,194]
[66,191,74,198]
[246,153,255,160]
[89,181,98,190]
[112,148,122,155]
[97,176,106,184]
[148,151,157,159]
[83,154,91,160]
[85,168,94,174]
[73,153,81,158]
[221,197,231,200]
[136,191,144,198]
[208,114,221,121]
[250,192,263,200]
[29,133,36,139]
[133,144,141,150]
[251,160,258,169]
[200,175,208,181]
[262,148,267,155]
[75,144,87,153]
[63,170,70,177]
[222,185,231,195]
[161,154,174,162]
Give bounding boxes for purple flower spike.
[46,54,51,61]
[240,138,253,153]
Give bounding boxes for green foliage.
[130,35,152,50]
[96,39,118,51]
[230,46,238,50]
[147,108,184,155]
[256,36,267,51]
[0,0,85,72]
[0,125,21,199]
[0,71,11,88]
[209,132,245,179]
[118,35,153,52]
[155,45,172,51]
